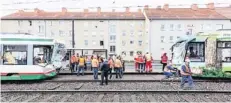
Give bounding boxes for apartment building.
[144,3,231,60]
[1,3,231,60]
[0,7,146,60]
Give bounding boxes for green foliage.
[193,68,231,78]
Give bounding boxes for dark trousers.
[108,68,113,79]
[138,63,144,72]
[122,62,125,71]
[71,63,75,73]
[115,67,122,78]
[162,63,167,71]
[101,71,108,85]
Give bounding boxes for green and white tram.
[0,33,66,80]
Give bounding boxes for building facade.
[1,3,231,60]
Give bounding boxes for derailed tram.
[170,30,231,76]
[0,33,66,80]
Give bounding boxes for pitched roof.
[215,7,231,19]
[1,10,145,20]
[144,8,227,20]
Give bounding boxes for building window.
[100,30,104,37]
[84,22,88,27]
[18,20,22,26]
[92,40,96,45]
[69,30,72,36]
[206,24,212,30]
[50,21,52,26]
[138,41,142,46]
[84,40,88,46]
[110,25,116,33]
[51,31,54,36]
[38,26,44,33]
[161,24,165,31]
[110,35,116,43]
[177,36,180,40]
[186,29,192,35]
[100,41,104,46]
[169,36,173,43]
[122,30,126,36]
[29,20,32,26]
[161,36,165,43]
[201,24,204,30]
[92,31,96,37]
[138,31,142,36]
[59,30,64,36]
[170,24,174,31]
[130,30,134,37]
[130,51,134,56]
[3,45,27,65]
[110,46,116,53]
[59,21,64,24]
[130,40,134,44]
[177,24,181,31]
[216,24,223,30]
[122,40,126,46]
[84,30,88,36]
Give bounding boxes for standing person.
[114,56,122,79]
[145,52,152,73]
[75,53,80,72]
[134,52,139,71]
[180,59,194,89]
[118,56,124,76]
[90,55,93,71]
[100,58,110,85]
[138,54,144,73]
[161,53,168,71]
[108,57,114,79]
[78,56,85,76]
[70,53,77,73]
[92,56,99,79]
[84,56,87,71]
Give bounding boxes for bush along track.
[193,68,231,78]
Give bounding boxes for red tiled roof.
[1,11,145,20]
[1,7,229,20]
[215,7,231,19]
[145,8,227,20]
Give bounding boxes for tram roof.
[0,33,55,45]
[66,48,107,51]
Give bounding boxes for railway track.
[1,90,231,102]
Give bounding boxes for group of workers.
[70,53,125,85]
[134,52,153,73]
[70,52,194,88]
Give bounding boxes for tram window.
[218,49,231,62]
[3,45,27,65]
[33,47,52,65]
[185,43,205,62]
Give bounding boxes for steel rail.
[2,90,231,93]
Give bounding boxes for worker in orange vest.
[70,53,77,73]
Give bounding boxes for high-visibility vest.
[79,58,85,66]
[70,55,77,63]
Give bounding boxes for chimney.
[207,3,215,10]
[126,7,130,12]
[84,9,89,13]
[137,9,142,13]
[34,8,40,14]
[112,9,115,12]
[157,6,161,10]
[62,7,67,14]
[18,10,24,13]
[191,4,198,11]
[97,7,101,14]
[163,4,169,11]
[144,5,149,10]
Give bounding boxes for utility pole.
[72,20,75,48]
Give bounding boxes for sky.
[0,0,231,17]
